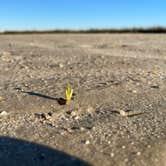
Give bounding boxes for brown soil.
[0,34,166,166]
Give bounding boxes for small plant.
[65,86,73,105]
[65,86,73,113]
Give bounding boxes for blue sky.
[0,0,166,30]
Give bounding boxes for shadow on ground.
[0,136,92,166]
[15,88,67,105]
[24,91,67,105]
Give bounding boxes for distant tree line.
[1,27,166,34]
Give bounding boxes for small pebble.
[132,90,137,93]
[71,111,77,117]
[137,151,141,156]
[80,127,86,131]
[85,140,90,145]
[87,107,94,113]
[66,128,73,134]
[131,142,134,145]
[110,153,114,157]
[0,111,9,116]
[0,96,4,101]
[59,63,64,68]
[124,158,128,162]
[74,116,80,120]
[147,145,151,148]
[122,145,126,149]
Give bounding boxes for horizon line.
[1,26,166,34]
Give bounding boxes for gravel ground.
[0,34,166,166]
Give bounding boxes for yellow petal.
[65,87,73,104]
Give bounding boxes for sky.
[0,0,166,31]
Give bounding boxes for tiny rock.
[59,63,64,68]
[0,111,8,116]
[66,128,73,134]
[86,107,95,113]
[71,111,77,117]
[137,151,141,156]
[147,145,151,148]
[85,140,90,145]
[0,96,4,101]
[80,127,86,131]
[122,145,126,149]
[110,153,114,157]
[132,90,137,93]
[74,116,80,120]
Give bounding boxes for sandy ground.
[0,34,166,166]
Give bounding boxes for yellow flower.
[65,87,73,104]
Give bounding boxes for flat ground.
[0,34,166,166]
